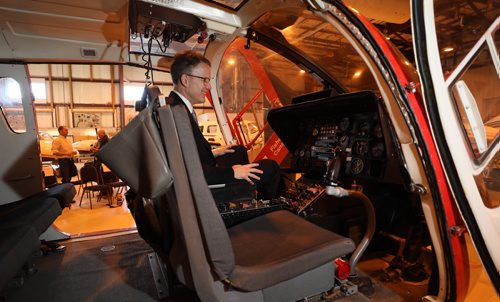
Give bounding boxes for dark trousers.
[216,145,281,199]
[58,158,75,184]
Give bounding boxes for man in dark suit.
[168,50,281,199]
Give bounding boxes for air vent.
[80,48,97,58]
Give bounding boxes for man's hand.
[212,144,237,157]
[232,163,263,185]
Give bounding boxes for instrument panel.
[294,112,385,178]
[268,91,389,182]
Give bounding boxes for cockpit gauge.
[312,128,319,136]
[358,122,370,136]
[339,117,350,131]
[354,141,369,155]
[350,158,364,175]
[339,134,349,148]
[370,141,385,158]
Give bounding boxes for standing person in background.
[52,125,78,184]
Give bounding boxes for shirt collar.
[172,90,194,114]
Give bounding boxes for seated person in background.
[91,128,116,191]
[52,125,78,184]
[168,50,281,200]
[90,128,109,153]
[91,128,109,167]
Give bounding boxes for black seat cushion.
[0,195,61,235]
[227,210,355,291]
[39,183,76,209]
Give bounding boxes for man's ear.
[180,74,188,87]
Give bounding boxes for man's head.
[97,128,107,139]
[171,50,211,105]
[58,126,68,137]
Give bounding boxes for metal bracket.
[410,183,427,195]
[404,81,420,93]
[449,225,467,237]
[148,252,170,299]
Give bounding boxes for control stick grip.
[325,155,343,186]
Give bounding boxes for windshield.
[252,7,379,92]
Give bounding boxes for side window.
[449,27,499,208]
[450,43,499,156]
[0,77,27,133]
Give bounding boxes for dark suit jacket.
[167,91,235,184]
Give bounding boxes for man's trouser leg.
[58,158,72,183]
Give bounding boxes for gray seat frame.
[156,104,355,301]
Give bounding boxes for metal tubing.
[346,190,376,274]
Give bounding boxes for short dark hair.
[171,50,211,85]
[57,125,66,133]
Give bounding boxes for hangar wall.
[27,64,175,142]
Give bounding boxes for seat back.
[157,105,235,295]
[79,163,101,184]
[97,103,173,199]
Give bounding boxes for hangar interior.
[0,0,498,301]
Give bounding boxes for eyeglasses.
[185,74,211,84]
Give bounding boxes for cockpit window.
[0,77,26,133]
[443,13,499,208]
[218,36,324,158]
[252,8,379,92]
[433,0,498,75]
[450,43,500,157]
[218,38,324,115]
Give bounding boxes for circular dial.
[339,117,350,131]
[358,122,370,136]
[339,135,349,148]
[354,141,369,155]
[370,141,385,158]
[373,124,383,138]
[350,158,364,175]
